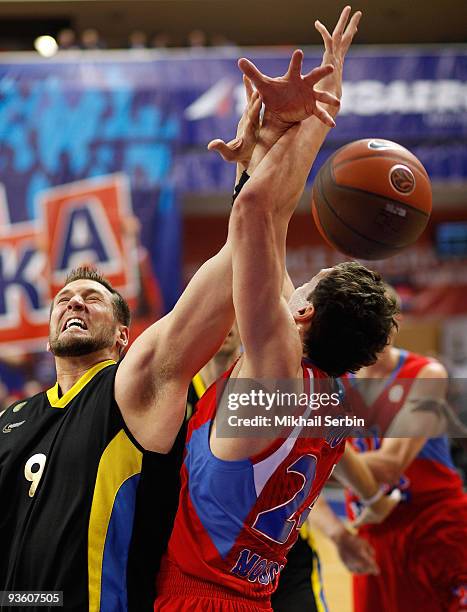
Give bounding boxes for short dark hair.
[304,262,399,377]
[61,266,131,327]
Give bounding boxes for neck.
[356,346,400,378]
[54,350,116,395]
[199,350,241,388]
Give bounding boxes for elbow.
[234,187,258,209]
[234,186,275,216]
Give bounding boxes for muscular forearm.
[282,267,295,301]
[240,115,332,227]
[358,451,402,485]
[334,445,381,500]
[361,435,428,486]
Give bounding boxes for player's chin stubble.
[49,332,114,357]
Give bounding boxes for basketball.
[311,138,432,260]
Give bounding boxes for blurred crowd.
[53,28,237,52]
[0,352,56,414]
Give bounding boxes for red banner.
[0,174,138,352]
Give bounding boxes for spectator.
[187,29,207,48]
[128,30,148,49]
[0,380,10,415]
[151,32,171,49]
[57,28,79,50]
[210,33,237,49]
[80,28,105,50]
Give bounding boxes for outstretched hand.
[315,5,362,100]
[238,50,338,127]
[207,75,262,168]
[236,6,362,127]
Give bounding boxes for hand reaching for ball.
[236,6,362,128]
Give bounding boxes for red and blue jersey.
[159,361,345,600]
[346,350,464,526]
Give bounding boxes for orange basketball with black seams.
[311,138,432,260]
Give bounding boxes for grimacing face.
[48,279,120,357]
[287,268,332,316]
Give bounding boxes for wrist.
[260,111,294,144]
[247,112,295,175]
[361,487,384,507]
[231,170,250,205]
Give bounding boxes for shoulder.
[406,355,448,402]
[415,358,447,380]
[88,362,119,396]
[400,350,446,379]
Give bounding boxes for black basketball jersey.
[0,360,185,612]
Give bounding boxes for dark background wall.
[0,0,465,48]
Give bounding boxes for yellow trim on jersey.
[192,372,207,400]
[46,360,116,408]
[299,524,325,612]
[311,552,326,612]
[299,521,315,546]
[88,429,143,612]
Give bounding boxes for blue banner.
[0,47,465,314]
[0,57,182,313]
[174,47,467,190]
[0,49,465,392]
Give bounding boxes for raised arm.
[231,7,361,380]
[114,88,262,452]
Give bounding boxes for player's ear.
[293,303,315,323]
[116,326,129,353]
[46,341,51,353]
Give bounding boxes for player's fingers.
[360,554,380,575]
[207,138,243,161]
[355,558,380,575]
[243,75,254,101]
[349,10,363,32]
[238,58,267,90]
[286,49,304,78]
[247,94,262,126]
[246,89,260,113]
[360,541,378,565]
[342,11,362,52]
[250,89,261,105]
[315,20,332,47]
[314,88,341,107]
[303,63,334,85]
[349,560,375,575]
[362,539,377,558]
[333,5,352,41]
[314,104,336,128]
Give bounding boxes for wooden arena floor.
[314,527,352,612]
